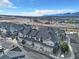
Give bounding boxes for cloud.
[19,9,76,16]
[0,0,15,8]
[1,9,76,16]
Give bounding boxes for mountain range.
[44,12,79,16]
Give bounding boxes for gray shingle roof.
[29,29,38,37]
[11,47,22,52]
[36,28,51,40]
[22,26,31,35]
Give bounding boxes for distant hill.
[44,12,79,16]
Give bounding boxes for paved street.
[67,34,79,59]
[0,19,77,29]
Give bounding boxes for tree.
[40,39,43,43]
[60,42,69,54]
[22,40,26,45]
[32,42,34,47]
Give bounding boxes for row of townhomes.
[0,22,75,59]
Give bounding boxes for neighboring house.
[0,46,27,59]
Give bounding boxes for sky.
[0,0,79,16]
